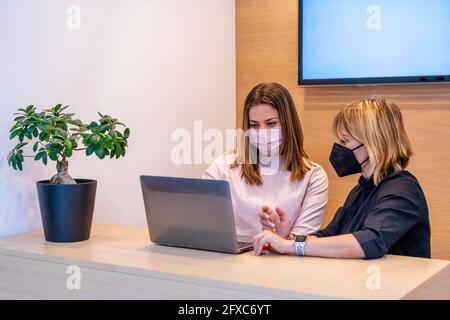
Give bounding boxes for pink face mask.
[248,128,283,156]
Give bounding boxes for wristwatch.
[294,234,308,256]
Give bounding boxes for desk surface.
[0,224,449,299]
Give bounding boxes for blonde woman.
[202,83,328,238]
[253,98,431,259]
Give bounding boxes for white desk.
[0,224,448,299]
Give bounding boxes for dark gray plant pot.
[36,179,97,242]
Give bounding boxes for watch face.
[295,235,307,243]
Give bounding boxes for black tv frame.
[297,0,450,86]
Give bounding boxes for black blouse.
[315,170,431,259]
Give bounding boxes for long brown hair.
[231,82,311,185]
[332,98,413,185]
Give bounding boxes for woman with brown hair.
[252,98,431,259]
[202,82,329,238]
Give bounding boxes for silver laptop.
[140,175,253,254]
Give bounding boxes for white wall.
[0,0,236,235]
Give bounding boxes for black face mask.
[329,143,369,177]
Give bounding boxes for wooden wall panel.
[236,0,450,259]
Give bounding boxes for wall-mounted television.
[298,0,450,86]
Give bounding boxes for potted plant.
[7,104,130,242]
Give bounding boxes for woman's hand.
[258,205,293,238]
[252,230,295,256]
[259,205,276,232]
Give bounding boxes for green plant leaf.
[25,105,34,114]
[95,144,105,159]
[65,140,73,157]
[25,128,33,140]
[37,124,48,132]
[54,128,68,138]
[123,128,130,139]
[89,121,99,133]
[39,132,49,141]
[54,137,66,143]
[32,127,39,137]
[16,150,24,161]
[46,143,64,159]
[14,142,27,150]
[86,144,95,156]
[16,158,23,171]
[91,134,100,144]
[82,134,91,145]
[9,123,22,132]
[60,105,69,112]
[34,151,45,161]
[105,141,113,150]
[54,104,62,113]
[115,143,122,159]
[9,129,21,140]
[24,128,33,139]
[69,119,83,127]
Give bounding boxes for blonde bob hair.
[332,98,413,185]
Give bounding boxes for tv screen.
[299,0,450,85]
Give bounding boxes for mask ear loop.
[351,143,364,151]
[352,144,370,166]
[359,156,369,166]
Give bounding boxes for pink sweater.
[202,153,329,237]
